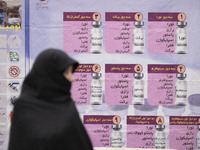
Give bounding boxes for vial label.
[175,81,187,105]
[90,81,102,104]
[175,88,187,98]
[111,137,122,147]
[133,84,144,104]
[134,32,144,47]
[132,80,144,104]
[154,137,166,149]
[176,33,187,47]
[90,32,103,53]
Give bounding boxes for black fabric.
[8,49,93,150]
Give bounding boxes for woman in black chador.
[8,49,93,150]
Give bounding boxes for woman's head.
[31,49,78,76]
[21,49,78,101]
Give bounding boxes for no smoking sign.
[9,66,20,77]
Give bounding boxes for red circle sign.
[9,66,20,77]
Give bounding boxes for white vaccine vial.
[132,21,145,54]
[175,73,187,106]
[175,21,187,54]
[90,73,103,105]
[154,125,166,149]
[110,124,122,148]
[197,125,200,150]
[132,73,144,105]
[90,21,103,54]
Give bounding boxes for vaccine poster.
[1,0,200,150]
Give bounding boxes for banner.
[0,0,24,149]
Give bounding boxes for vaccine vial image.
[175,73,187,106]
[175,21,187,54]
[132,73,144,105]
[197,125,200,150]
[90,73,103,105]
[110,124,122,148]
[132,21,145,54]
[90,21,103,54]
[154,125,166,149]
